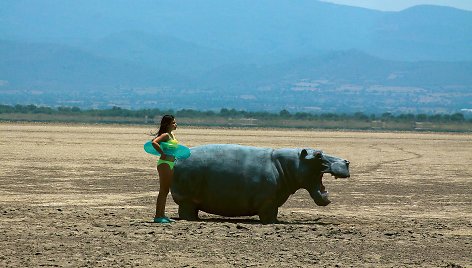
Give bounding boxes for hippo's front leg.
[178,202,199,221]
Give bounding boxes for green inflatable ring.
[144,141,191,159]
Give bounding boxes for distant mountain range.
[0,0,471,113]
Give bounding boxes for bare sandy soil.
[1,123,471,267]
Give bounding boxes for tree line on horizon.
[0,104,469,123]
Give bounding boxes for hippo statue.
[171,144,350,224]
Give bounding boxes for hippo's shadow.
[174,217,339,226]
[186,217,261,225]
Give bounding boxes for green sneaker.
[153,217,172,223]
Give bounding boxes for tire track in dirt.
[358,143,423,175]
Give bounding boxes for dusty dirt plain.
[0,122,471,267]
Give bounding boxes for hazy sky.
[320,0,472,11]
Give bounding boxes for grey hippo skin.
[171,144,350,224]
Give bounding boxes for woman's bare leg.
[155,163,173,218]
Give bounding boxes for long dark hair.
[157,114,175,136]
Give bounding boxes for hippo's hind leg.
[178,202,199,221]
[258,205,279,224]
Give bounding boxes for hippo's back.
[181,144,272,169]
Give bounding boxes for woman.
[151,114,178,223]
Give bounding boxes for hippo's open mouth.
[320,173,327,195]
[309,173,331,206]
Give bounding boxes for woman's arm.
[151,133,170,157]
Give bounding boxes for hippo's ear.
[300,149,319,159]
[301,149,323,160]
[300,149,308,159]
